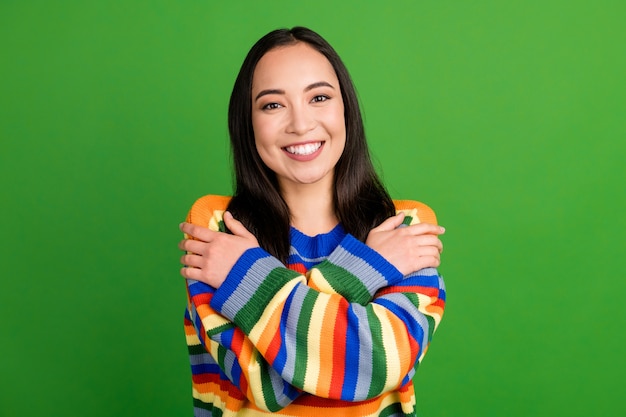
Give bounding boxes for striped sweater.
[183,195,446,416]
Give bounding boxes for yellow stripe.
[302,294,330,394]
[199,308,231,332]
[209,339,221,361]
[307,268,338,294]
[316,296,339,397]
[248,279,304,342]
[386,306,414,384]
[417,292,442,327]
[185,333,201,346]
[244,350,269,411]
[371,304,402,390]
[396,207,421,224]
[208,210,225,230]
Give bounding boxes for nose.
[286,104,316,135]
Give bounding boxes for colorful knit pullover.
[183,195,446,416]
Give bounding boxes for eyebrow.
[254,81,335,102]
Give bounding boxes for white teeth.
[285,142,322,155]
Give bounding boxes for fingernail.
[440,226,446,233]
[179,222,184,230]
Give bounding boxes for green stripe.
[378,403,414,417]
[206,322,235,338]
[258,356,283,411]
[233,267,301,334]
[426,315,435,342]
[292,290,318,387]
[216,344,227,371]
[188,342,207,356]
[366,307,386,398]
[315,260,371,304]
[404,292,420,307]
[193,397,219,415]
[234,268,300,334]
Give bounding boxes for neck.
[279,179,338,236]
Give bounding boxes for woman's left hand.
[178,211,259,288]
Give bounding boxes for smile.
[283,142,323,156]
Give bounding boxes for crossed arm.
[180,208,445,411]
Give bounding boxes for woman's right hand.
[365,213,445,276]
[179,211,259,288]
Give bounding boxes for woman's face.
[251,42,346,191]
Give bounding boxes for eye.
[311,95,330,103]
[262,102,282,110]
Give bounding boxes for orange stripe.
[328,299,348,398]
[189,195,231,226]
[193,380,246,411]
[385,309,415,377]
[316,296,340,397]
[269,391,401,416]
[265,326,283,363]
[393,199,437,224]
[255,299,286,355]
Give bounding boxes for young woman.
[179,27,446,417]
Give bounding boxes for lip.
[282,141,325,162]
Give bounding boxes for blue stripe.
[218,326,234,348]
[211,247,269,311]
[271,290,294,375]
[191,362,221,375]
[376,297,426,357]
[341,306,360,400]
[188,280,215,297]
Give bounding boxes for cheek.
[329,102,346,134]
[330,106,346,144]
[251,113,262,138]
[251,114,279,148]
[252,118,277,169]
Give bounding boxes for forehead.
[252,42,339,90]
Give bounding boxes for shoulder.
[393,199,438,225]
[186,195,232,228]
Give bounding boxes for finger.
[374,212,406,232]
[180,265,203,281]
[223,211,255,239]
[178,239,190,251]
[179,239,206,255]
[414,235,444,252]
[416,245,441,258]
[406,223,446,236]
[179,222,216,242]
[418,255,441,269]
[181,249,208,265]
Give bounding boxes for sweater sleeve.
[209,200,445,402]
[183,195,303,411]
[308,200,440,304]
[185,278,303,411]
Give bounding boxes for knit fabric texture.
[183,195,446,416]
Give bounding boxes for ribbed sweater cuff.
[325,234,404,295]
[211,247,301,331]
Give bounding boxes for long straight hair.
[226,27,395,262]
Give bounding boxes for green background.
[2,1,624,416]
